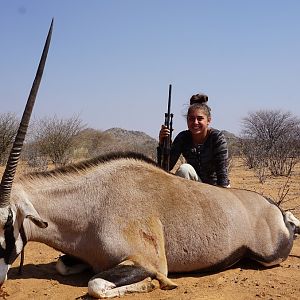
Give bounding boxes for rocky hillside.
[104,128,157,147]
[222,130,240,155]
[101,127,158,159]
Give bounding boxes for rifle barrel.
[161,84,173,171]
[166,84,172,128]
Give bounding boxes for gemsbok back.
[0,20,299,299]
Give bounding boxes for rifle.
[158,84,173,171]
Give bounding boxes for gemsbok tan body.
[0,20,299,299]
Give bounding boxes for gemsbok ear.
[17,198,48,228]
[26,215,48,228]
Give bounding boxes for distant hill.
[104,127,157,146]
[222,130,238,140]
[73,127,158,160]
[103,128,158,159]
[221,130,240,156]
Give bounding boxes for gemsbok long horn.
[0,19,53,207]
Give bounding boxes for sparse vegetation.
[30,115,84,167]
[19,123,158,170]
[0,113,19,165]
[240,109,300,181]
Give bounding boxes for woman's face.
[187,108,211,136]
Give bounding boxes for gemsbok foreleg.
[88,260,156,298]
[87,258,177,298]
[56,254,90,276]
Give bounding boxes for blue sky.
[1,0,300,139]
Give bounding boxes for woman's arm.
[213,131,230,187]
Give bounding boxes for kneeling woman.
[158,93,230,188]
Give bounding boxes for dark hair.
[187,93,211,119]
[189,93,208,105]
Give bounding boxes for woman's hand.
[159,125,171,145]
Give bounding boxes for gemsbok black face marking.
[0,208,15,264]
[0,19,299,299]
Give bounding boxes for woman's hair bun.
[190,93,208,105]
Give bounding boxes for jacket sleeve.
[168,133,184,171]
[213,131,230,186]
[157,131,184,171]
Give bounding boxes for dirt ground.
[1,158,300,299]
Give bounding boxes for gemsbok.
[0,20,299,298]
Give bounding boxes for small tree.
[0,113,19,165]
[33,115,84,167]
[239,138,269,183]
[22,141,49,171]
[241,109,300,177]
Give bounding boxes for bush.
[240,109,300,177]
